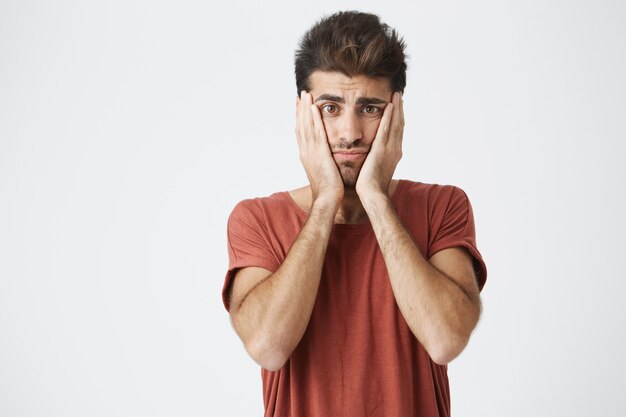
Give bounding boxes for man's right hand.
[228,91,343,371]
[295,91,344,207]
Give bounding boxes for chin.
[338,163,360,188]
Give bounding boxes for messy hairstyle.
[295,11,408,94]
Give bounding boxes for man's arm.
[228,92,343,371]
[359,193,481,365]
[229,200,336,371]
[356,92,482,365]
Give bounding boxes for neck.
[288,180,399,225]
[334,187,368,224]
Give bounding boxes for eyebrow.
[314,94,345,103]
[314,94,388,105]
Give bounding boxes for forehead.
[308,71,392,101]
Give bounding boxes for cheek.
[363,119,382,142]
[321,118,339,141]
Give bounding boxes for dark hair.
[295,11,407,94]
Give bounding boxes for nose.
[337,111,363,145]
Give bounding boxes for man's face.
[308,71,393,187]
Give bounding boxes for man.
[222,11,487,417]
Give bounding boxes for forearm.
[361,192,481,364]
[233,199,337,370]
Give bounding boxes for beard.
[337,161,361,188]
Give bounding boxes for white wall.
[1,0,625,415]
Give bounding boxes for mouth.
[333,151,367,161]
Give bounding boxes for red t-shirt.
[223,180,487,417]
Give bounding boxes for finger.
[295,94,301,120]
[395,92,405,130]
[297,90,309,113]
[394,97,405,167]
[301,92,316,141]
[374,102,394,145]
[386,92,404,148]
[296,91,303,143]
[299,92,313,128]
[390,92,402,129]
[298,90,307,115]
[296,90,313,144]
[310,102,328,144]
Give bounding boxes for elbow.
[428,339,468,365]
[425,329,473,365]
[245,335,291,372]
[231,306,294,371]
[429,304,482,365]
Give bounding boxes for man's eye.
[322,104,337,114]
[363,105,381,114]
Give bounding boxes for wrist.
[356,183,388,201]
[358,189,391,213]
[310,195,340,218]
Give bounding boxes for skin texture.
[229,71,482,370]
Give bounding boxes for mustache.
[330,144,369,152]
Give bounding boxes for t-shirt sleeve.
[222,200,280,312]
[429,186,488,291]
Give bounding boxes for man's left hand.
[356,91,404,198]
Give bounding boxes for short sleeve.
[429,187,488,291]
[222,200,280,312]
